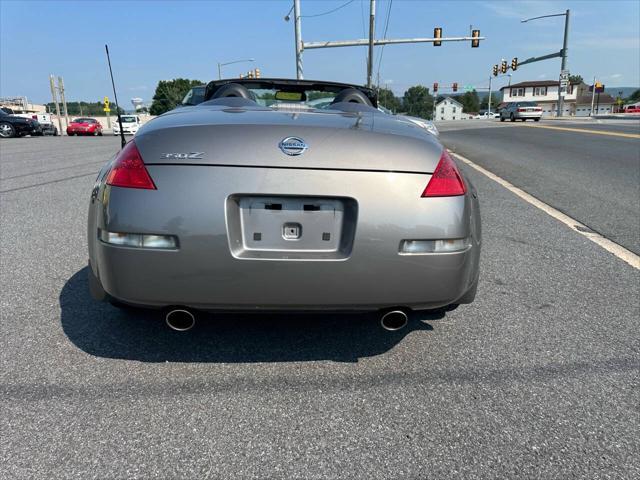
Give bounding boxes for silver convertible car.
[88,79,481,331]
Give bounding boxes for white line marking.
[451,151,640,270]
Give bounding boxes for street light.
[521,10,570,117]
[217,58,255,80]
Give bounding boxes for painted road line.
[451,151,640,270]
[521,124,640,139]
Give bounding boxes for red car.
[66,118,103,136]
[624,106,640,114]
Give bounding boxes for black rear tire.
[500,116,505,122]
[534,118,540,122]
[510,113,515,122]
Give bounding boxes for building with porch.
[499,80,615,117]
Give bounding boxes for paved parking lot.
[1,135,638,478]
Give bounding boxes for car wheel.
[98,131,103,136]
[534,118,540,122]
[510,113,515,122]
[500,116,505,122]
[0,122,15,138]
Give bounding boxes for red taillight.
[32,115,37,120]
[517,108,526,112]
[421,150,466,197]
[106,140,156,190]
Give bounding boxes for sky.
[1,0,639,105]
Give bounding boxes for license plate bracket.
[226,195,357,260]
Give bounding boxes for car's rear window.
[517,102,538,107]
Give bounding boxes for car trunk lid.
[135,107,442,174]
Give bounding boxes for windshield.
[182,86,206,106]
[247,88,336,109]
[120,116,137,123]
[73,118,95,123]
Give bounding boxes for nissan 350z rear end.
[88,79,480,322]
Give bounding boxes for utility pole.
[590,76,596,116]
[49,75,63,135]
[367,0,376,88]
[294,0,303,79]
[58,76,70,127]
[487,75,492,114]
[557,9,570,117]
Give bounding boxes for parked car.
[67,118,103,136]
[500,102,542,122]
[88,78,480,332]
[623,104,640,114]
[0,109,42,138]
[1,108,58,135]
[113,115,141,136]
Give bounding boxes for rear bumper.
[515,112,543,119]
[88,166,481,311]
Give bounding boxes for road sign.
[103,107,111,112]
[103,96,110,110]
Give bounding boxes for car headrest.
[210,83,253,100]
[331,88,373,106]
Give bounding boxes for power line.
[302,0,357,18]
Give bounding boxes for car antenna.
[105,44,126,149]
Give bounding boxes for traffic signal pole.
[293,1,484,86]
[520,10,570,117]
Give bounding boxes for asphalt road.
[1,136,639,479]
[440,119,640,255]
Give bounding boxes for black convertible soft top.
[203,78,377,107]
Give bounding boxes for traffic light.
[254,68,261,79]
[511,57,518,71]
[501,60,508,74]
[433,82,438,93]
[471,29,480,48]
[493,64,499,77]
[452,82,458,92]
[433,27,442,47]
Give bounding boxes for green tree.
[626,89,640,102]
[458,90,480,113]
[568,74,583,84]
[479,94,499,111]
[377,87,401,112]
[402,85,434,119]
[46,101,123,116]
[150,78,203,115]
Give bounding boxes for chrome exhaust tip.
[380,310,409,331]
[165,309,196,331]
